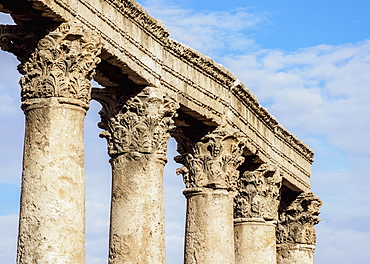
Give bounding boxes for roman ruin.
[0,0,322,263]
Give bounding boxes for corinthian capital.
[174,126,246,190]
[234,163,282,220]
[9,22,103,104]
[96,87,178,158]
[277,192,322,245]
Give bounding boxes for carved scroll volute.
[175,126,246,190]
[0,23,103,104]
[277,192,322,245]
[98,87,179,158]
[234,163,282,220]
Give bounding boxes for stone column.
[234,163,282,264]
[0,23,102,263]
[95,87,178,264]
[276,192,322,264]
[174,126,246,264]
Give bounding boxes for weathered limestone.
[0,1,323,263]
[234,163,282,264]
[0,23,102,263]
[1,0,315,192]
[174,126,246,264]
[276,192,322,264]
[19,98,87,263]
[95,86,178,264]
[234,218,277,264]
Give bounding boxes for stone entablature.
[0,1,323,263]
[0,0,313,191]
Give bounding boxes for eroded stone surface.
[233,164,282,264]
[174,125,246,190]
[235,218,277,264]
[18,98,87,264]
[175,126,246,264]
[184,188,235,264]
[0,22,103,263]
[234,163,282,221]
[0,1,323,263]
[277,192,322,264]
[96,86,178,264]
[1,0,315,191]
[277,244,315,264]
[277,192,322,246]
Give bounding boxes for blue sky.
[1,0,370,263]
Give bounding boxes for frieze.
[97,87,178,158]
[18,22,102,104]
[234,163,282,220]
[174,126,246,190]
[5,0,315,184]
[48,0,313,165]
[277,192,322,245]
[105,0,236,87]
[101,0,314,163]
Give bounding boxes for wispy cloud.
[1,2,369,263]
[139,0,269,57]
[221,41,370,163]
[137,2,370,263]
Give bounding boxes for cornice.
[1,0,314,180]
[231,81,314,163]
[106,0,170,40]
[106,0,314,162]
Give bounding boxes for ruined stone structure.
[0,0,322,263]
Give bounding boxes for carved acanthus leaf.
[277,192,322,245]
[18,22,102,104]
[174,126,246,190]
[234,163,282,220]
[98,87,178,157]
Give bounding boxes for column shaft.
[0,22,103,263]
[17,98,86,263]
[234,218,276,264]
[108,154,166,264]
[277,245,315,264]
[184,188,235,264]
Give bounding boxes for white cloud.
[220,41,370,165]
[139,0,268,57]
[1,1,370,263]
[136,2,370,263]
[315,226,370,264]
